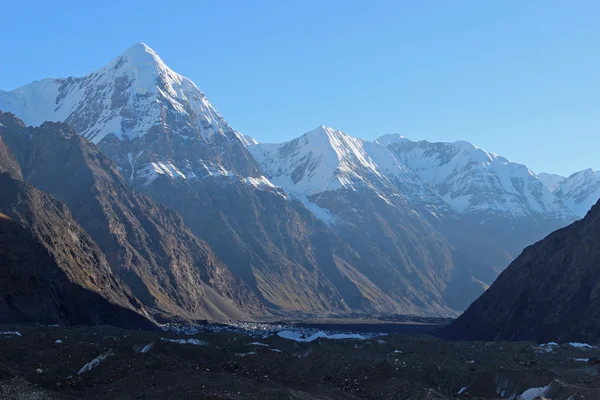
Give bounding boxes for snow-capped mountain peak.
[553,169,600,217]
[250,125,403,197]
[0,43,231,144]
[537,172,566,190]
[380,136,573,219]
[375,133,408,147]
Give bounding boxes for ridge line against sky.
[1,0,599,176]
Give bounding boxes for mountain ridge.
[2,43,599,318]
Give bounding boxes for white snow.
[138,161,187,186]
[574,358,589,362]
[382,136,573,219]
[248,342,270,347]
[139,342,154,353]
[0,43,233,144]
[569,342,594,349]
[160,338,208,346]
[235,131,259,147]
[553,169,600,217]
[77,350,114,374]
[55,339,63,344]
[270,348,282,353]
[243,176,276,190]
[251,125,577,226]
[537,172,566,190]
[458,386,468,395]
[0,331,22,337]
[277,330,365,342]
[518,385,550,400]
[235,351,256,357]
[537,342,559,353]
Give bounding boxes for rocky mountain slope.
[0,136,153,327]
[446,198,600,343]
[0,44,468,316]
[0,111,260,322]
[378,135,576,257]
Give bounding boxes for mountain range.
[1,43,599,323]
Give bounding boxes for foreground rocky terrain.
[1,324,599,399]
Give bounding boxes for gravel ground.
[0,324,599,399]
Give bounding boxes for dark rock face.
[446,199,600,342]
[0,137,21,179]
[0,176,153,328]
[0,112,261,322]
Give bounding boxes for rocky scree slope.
[0,135,153,327]
[0,111,261,322]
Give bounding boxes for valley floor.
[0,324,598,399]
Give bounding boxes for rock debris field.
[0,324,599,399]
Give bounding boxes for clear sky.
[1,0,599,176]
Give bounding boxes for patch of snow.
[517,385,550,400]
[160,338,208,346]
[138,342,154,353]
[458,386,468,395]
[569,342,594,349]
[536,342,558,353]
[277,330,365,342]
[248,342,270,347]
[0,331,22,337]
[235,351,256,357]
[574,358,589,362]
[55,339,62,344]
[77,350,114,374]
[270,348,282,353]
[243,176,276,190]
[235,131,259,147]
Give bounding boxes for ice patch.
[536,342,558,352]
[78,350,114,374]
[235,351,256,357]
[136,342,154,353]
[569,342,594,349]
[248,342,270,347]
[518,385,550,400]
[277,330,365,342]
[243,176,276,190]
[160,338,208,346]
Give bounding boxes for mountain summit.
[1,43,231,144]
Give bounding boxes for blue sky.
[1,0,599,176]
